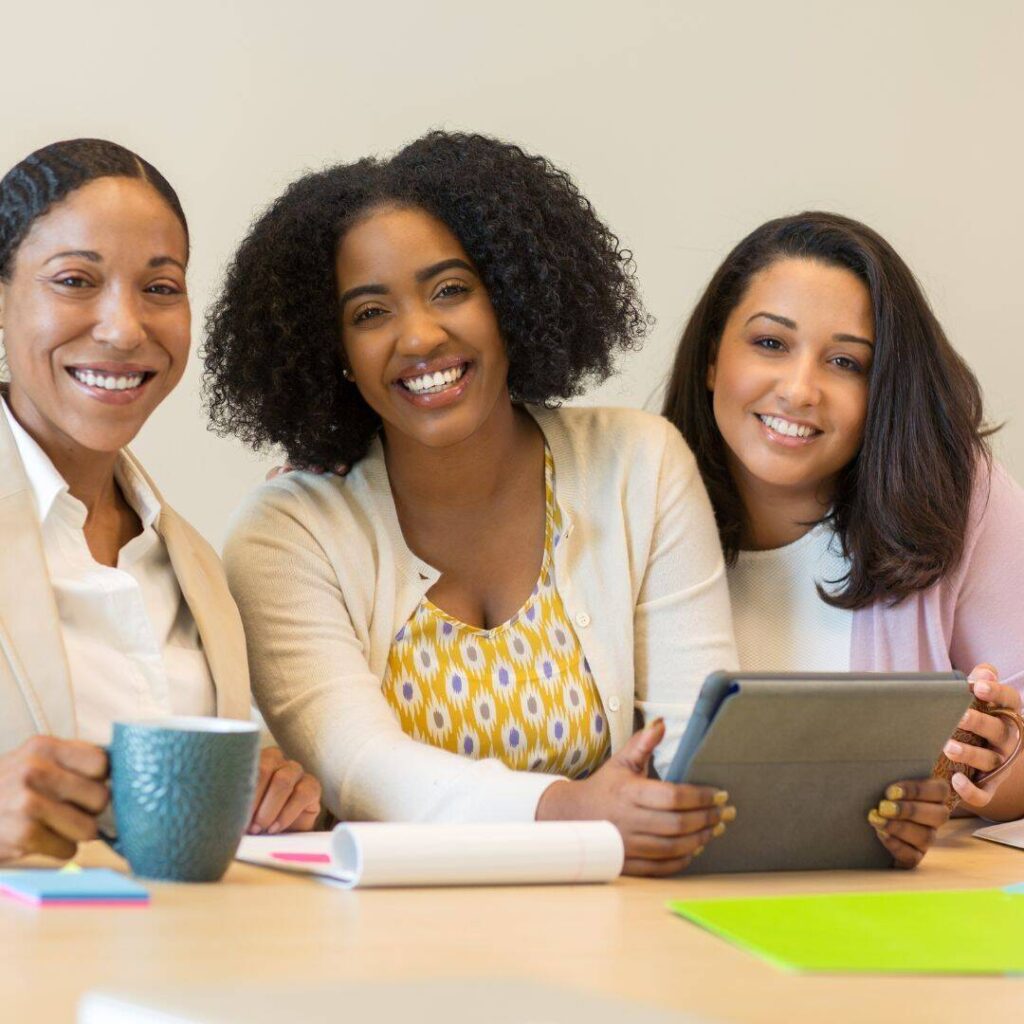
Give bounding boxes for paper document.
[974,817,1024,850]
[236,820,624,888]
[669,888,1024,974]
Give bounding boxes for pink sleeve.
[948,462,1024,693]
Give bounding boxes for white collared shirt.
[2,399,216,745]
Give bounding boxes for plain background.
[1,1,1021,547]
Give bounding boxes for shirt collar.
[1,396,161,529]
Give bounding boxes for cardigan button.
[575,612,591,628]
[608,696,621,712]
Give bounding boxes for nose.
[776,353,822,409]
[91,285,147,351]
[396,302,449,357]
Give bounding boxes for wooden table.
[3,820,1023,1023]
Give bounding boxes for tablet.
[665,671,971,874]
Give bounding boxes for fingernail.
[713,790,729,806]
[878,800,899,819]
[884,784,905,801]
[951,772,968,790]
[712,822,727,838]
[268,823,282,835]
[693,845,705,857]
[973,681,992,698]
[720,805,737,823]
[649,717,665,730]
[867,809,887,828]
[248,825,262,835]
[944,740,963,758]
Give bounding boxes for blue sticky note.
[0,868,149,906]
[1004,883,1024,894]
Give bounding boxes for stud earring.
[342,367,355,382]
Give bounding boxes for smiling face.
[708,257,874,510]
[336,204,510,451]
[0,176,190,456]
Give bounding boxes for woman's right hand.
[0,736,109,862]
[535,719,735,876]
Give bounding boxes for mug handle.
[974,707,1024,789]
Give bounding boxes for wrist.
[535,779,576,821]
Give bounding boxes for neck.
[733,465,833,551]
[6,389,121,521]
[383,393,540,510]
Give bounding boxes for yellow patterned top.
[381,448,610,778]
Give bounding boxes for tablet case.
[666,672,972,874]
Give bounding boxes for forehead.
[335,205,469,282]
[736,257,873,334]
[15,177,187,265]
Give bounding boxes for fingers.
[19,754,109,815]
[623,855,698,877]
[868,813,937,860]
[882,778,950,804]
[264,774,322,834]
[0,814,78,861]
[627,825,718,861]
[873,828,926,870]
[951,770,992,808]
[958,707,1013,746]
[631,779,728,813]
[970,675,1022,713]
[249,750,316,834]
[615,719,665,774]
[36,737,108,780]
[634,803,735,838]
[875,797,949,830]
[9,788,100,845]
[942,738,1002,774]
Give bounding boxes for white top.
[1,399,215,745]
[728,522,853,672]
[224,406,738,823]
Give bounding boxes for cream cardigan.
[223,406,737,822]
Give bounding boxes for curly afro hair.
[203,131,649,468]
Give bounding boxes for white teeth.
[401,365,466,394]
[759,414,816,439]
[71,369,146,392]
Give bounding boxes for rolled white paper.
[330,821,624,888]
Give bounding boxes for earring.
[342,367,354,382]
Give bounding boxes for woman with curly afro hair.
[209,132,738,876]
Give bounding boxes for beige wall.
[2,1,1021,547]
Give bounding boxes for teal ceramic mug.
[106,717,260,882]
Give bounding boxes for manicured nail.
[693,845,705,858]
[973,681,992,699]
[720,805,737,823]
[878,800,899,819]
[713,790,729,806]
[650,717,665,730]
[268,823,282,835]
[712,822,727,838]
[944,740,963,758]
[884,784,905,801]
[951,772,968,791]
[248,824,262,835]
[867,809,886,828]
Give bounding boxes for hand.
[535,719,735,876]
[266,463,349,481]
[868,778,951,869]
[248,747,322,834]
[0,736,109,862]
[945,664,1023,810]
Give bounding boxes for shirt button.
[608,697,621,712]
[575,612,591,628]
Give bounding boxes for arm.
[633,422,739,778]
[223,482,558,824]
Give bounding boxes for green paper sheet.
[668,889,1024,975]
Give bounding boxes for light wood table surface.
[2,819,1023,1024]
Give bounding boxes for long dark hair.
[663,211,992,609]
[0,138,188,280]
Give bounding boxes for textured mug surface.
[109,717,259,882]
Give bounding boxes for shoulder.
[533,405,694,476]
[965,458,1024,546]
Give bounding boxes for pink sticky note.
[271,852,331,864]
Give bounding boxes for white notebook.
[235,820,624,888]
[974,817,1024,850]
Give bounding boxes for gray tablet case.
[665,672,971,874]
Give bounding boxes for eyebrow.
[746,311,873,347]
[339,258,477,308]
[43,250,186,273]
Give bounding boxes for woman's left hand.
[868,778,951,869]
[248,747,322,834]
[945,663,1023,810]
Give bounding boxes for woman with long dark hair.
[208,132,738,876]
[664,211,1024,867]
